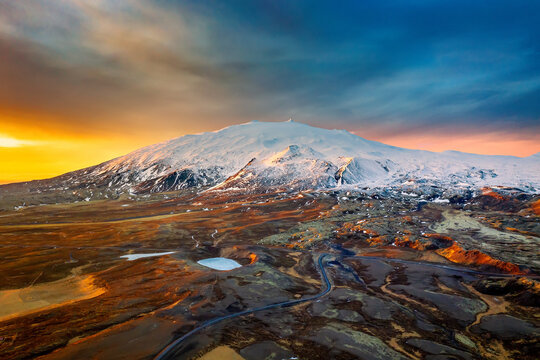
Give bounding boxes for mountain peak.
[5,120,538,196]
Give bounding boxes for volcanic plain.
[0,188,538,359]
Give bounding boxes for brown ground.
[0,190,538,360]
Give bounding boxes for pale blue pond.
[197,257,242,271]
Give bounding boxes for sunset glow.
[0,134,148,184]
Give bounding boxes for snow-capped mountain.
[6,120,540,196]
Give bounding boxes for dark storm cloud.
[1,0,539,137]
[174,0,540,132]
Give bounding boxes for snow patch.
[120,252,175,261]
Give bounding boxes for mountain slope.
[2,120,539,200]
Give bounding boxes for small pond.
[197,257,242,271]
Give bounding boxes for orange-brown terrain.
[0,189,539,360]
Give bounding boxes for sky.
[1,0,539,183]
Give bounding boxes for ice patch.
[120,251,175,261]
[432,198,450,203]
[197,257,242,271]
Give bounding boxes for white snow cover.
[120,252,176,261]
[86,120,540,192]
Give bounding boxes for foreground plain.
[0,188,539,359]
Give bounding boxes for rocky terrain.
[0,187,538,360]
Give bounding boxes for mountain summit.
[4,121,540,199]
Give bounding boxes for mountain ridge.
[1,121,539,201]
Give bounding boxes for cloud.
[0,0,538,146]
[0,0,242,133]
[0,135,39,148]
